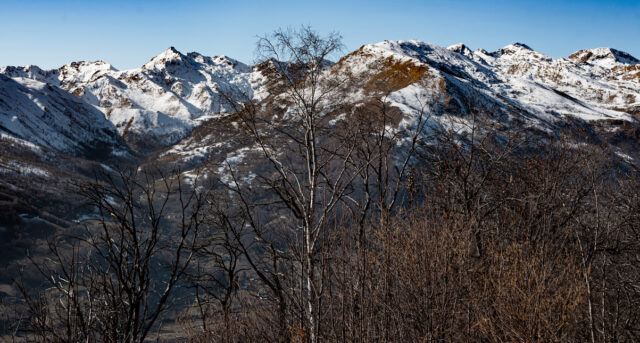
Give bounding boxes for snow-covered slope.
[0,74,124,157]
[0,74,131,231]
[568,47,640,68]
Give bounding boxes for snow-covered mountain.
[462,43,640,118]
[0,46,277,233]
[0,73,131,232]
[349,40,637,124]
[159,40,640,176]
[4,41,637,157]
[1,40,639,229]
[1,47,271,150]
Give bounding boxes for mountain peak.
[493,42,534,56]
[510,42,533,50]
[568,47,639,67]
[0,64,45,75]
[447,43,473,57]
[62,60,115,71]
[143,47,187,70]
[0,64,59,84]
[162,46,184,58]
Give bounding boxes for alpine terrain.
[1,35,640,341]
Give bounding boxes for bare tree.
[233,26,351,343]
[182,192,249,343]
[15,166,205,342]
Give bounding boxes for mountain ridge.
[1,40,639,164]
[2,39,640,263]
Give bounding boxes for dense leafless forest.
[2,28,640,343]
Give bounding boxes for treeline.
[2,27,640,342]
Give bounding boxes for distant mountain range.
[1,40,639,249]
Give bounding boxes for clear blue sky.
[1,0,638,70]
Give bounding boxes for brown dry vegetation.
[507,62,532,75]
[121,116,135,137]
[613,65,640,81]
[365,56,429,93]
[162,127,640,343]
[332,46,429,95]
